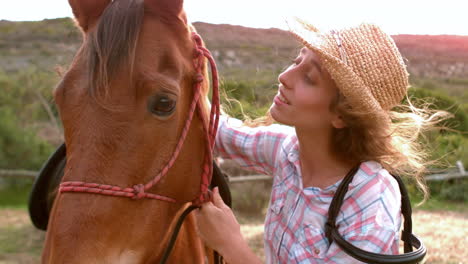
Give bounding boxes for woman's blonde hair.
[237,91,451,203]
[329,92,451,202]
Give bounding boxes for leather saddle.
[28,143,232,231]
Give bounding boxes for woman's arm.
[215,115,293,175]
[195,187,262,264]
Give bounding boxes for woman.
[196,21,440,263]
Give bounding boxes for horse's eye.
[148,94,176,117]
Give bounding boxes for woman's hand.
[195,187,263,264]
[195,187,243,254]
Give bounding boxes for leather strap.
[324,165,427,264]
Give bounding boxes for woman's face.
[270,47,343,131]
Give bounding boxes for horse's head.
[43,0,215,262]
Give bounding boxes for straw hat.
[288,20,409,115]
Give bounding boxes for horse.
[41,0,223,262]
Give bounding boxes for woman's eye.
[148,95,176,117]
[304,75,315,85]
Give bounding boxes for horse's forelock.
[84,0,144,101]
[81,0,210,117]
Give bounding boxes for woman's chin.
[270,105,289,125]
[269,104,278,118]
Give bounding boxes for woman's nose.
[278,69,292,89]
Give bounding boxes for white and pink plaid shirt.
[215,116,402,263]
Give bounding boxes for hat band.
[331,30,348,65]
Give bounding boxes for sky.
[1,0,467,35]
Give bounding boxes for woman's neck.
[295,126,353,189]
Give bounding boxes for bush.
[408,87,468,133]
[0,107,53,170]
[0,68,60,123]
[220,80,273,120]
[0,67,60,171]
[429,134,468,167]
[404,87,467,201]
[439,180,468,202]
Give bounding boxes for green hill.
[1,18,467,98]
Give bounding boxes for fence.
[230,161,467,183]
[0,161,466,183]
[0,169,36,179]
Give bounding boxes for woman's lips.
[274,95,285,106]
[274,90,290,105]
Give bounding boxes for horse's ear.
[68,0,112,32]
[145,0,184,17]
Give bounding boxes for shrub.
[0,68,58,171]
[220,79,273,120]
[0,107,53,170]
[439,180,468,202]
[429,134,468,167]
[408,87,468,133]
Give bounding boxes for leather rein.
[58,32,222,263]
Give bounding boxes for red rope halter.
[59,32,220,206]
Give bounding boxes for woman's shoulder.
[349,161,401,196]
[340,161,402,227]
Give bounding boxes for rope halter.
[59,32,220,206]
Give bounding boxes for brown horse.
[43,0,219,262]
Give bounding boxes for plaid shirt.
[215,116,402,263]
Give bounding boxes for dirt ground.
[0,209,466,263]
[240,210,468,264]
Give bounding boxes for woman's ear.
[331,115,346,129]
[68,0,112,32]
